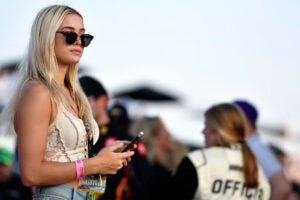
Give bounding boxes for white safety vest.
[188,146,270,200]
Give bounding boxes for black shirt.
[164,157,198,200]
[93,123,150,200]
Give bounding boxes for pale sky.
[1,0,300,146]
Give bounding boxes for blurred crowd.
[1,63,300,199]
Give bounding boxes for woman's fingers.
[96,142,135,174]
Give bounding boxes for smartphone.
[122,131,144,152]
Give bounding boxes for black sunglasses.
[56,31,94,47]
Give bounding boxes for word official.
[211,179,264,199]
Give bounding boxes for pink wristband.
[75,160,84,180]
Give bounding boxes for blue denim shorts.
[33,184,88,200]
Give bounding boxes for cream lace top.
[44,105,99,162]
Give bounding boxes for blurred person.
[131,116,173,169]
[130,116,188,199]
[109,102,189,167]
[164,103,270,200]
[0,137,32,200]
[269,144,300,199]
[0,62,18,108]
[0,5,134,199]
[108,102,131,134]
[269,144,286,166]
[79,75,149,200]
[234,99,293,200]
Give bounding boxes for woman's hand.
[107,140,137,152]
[94,141,135,174]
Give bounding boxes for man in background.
[79,75,149,200]
[234,99,292,200]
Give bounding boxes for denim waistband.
[33,184,87,200]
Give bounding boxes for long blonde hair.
[0,5,93,135]
[204,103,259,187]
[130,116,187,170]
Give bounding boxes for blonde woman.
[130,116,188,199]
[0,5,134,199]
[130,116,180,171]
[165,103,270,200]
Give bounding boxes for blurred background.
[1,0,300,180]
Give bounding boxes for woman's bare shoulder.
[14,80,53,131]
[15,80,52,115]
[20,80,51,101]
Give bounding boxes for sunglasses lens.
[65,32,78,45]
[58,32,93,47]
[81,34,94,47]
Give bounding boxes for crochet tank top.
[44,105,99,162]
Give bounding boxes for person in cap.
[108,102,131,134]
[234,99,293,200]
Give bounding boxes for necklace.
[59,87,78,116]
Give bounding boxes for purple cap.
[233,100,258,123]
